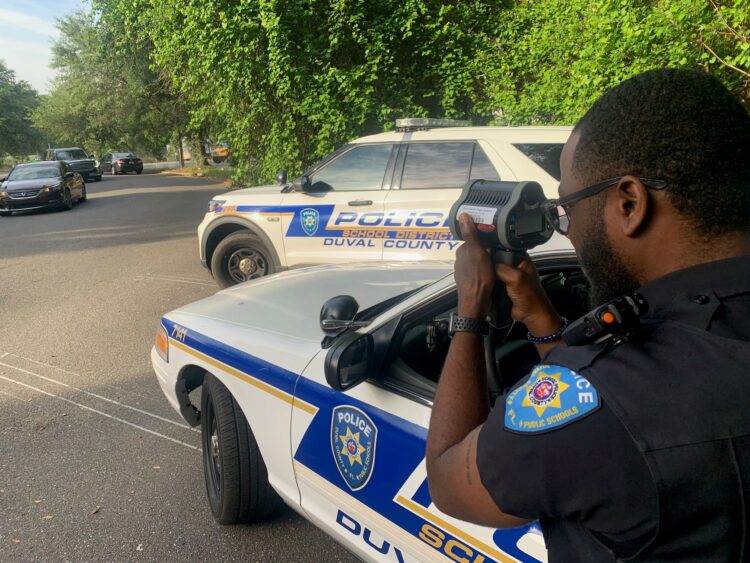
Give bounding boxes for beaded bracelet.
[527,317,569,343]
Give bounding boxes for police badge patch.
[504,364,601,434]
[300,208,320,236]
[331,406,377,491]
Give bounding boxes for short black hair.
[573,68,750,234]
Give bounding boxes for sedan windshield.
[57,149,88,160]
[7,167,61,181]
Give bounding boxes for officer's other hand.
[455,214,494,318]
[496,257,561,336]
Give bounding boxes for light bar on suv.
[395,117,472,131]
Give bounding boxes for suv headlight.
[208,199,225,213]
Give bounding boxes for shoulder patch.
[504,364,601,434]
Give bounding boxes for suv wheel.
[201,373,281,524]
[211,232,275,288]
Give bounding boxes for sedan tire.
[201,373,281,524]
[60,189,74,211]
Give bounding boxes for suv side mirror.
[0,177,5,183]
[88,154,95,159]
[276,170,287,185]
[325,332,374,391]
[294,174,312,192]
[64,171,75,179]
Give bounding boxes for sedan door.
[100,154,112,173]
[288,269,572,562]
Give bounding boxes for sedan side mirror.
[325,332,374,391]
[276,169,288,185]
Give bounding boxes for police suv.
[152,234,590,562]
[199,120,571,287]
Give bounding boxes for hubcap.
[239,257,257,275]
[227,248,268,283]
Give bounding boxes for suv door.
[382,142,503,262]
[280,143,397,267]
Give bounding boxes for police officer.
[425,68,750,561]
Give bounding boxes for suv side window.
[513,143,564,181]
[400,142,474,189]
[310,144,394,192]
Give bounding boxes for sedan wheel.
[61,189,73,211]
[201,373,280,524]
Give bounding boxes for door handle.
[348,199,373,206]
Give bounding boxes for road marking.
[0,360,199,433]
[1,351,159,402]
[0,374,200,452]
[0,388,28,402]
[136,274,215,287]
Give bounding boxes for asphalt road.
[0,173,356,562]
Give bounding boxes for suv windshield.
[8,166,61,181]
[56,149,88,160]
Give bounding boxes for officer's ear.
[613,176,651,237]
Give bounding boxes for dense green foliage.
[19,1,750,178]
[0,61,42,159]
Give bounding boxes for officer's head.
[558,68,750,305]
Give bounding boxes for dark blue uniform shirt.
[477,256,750,561]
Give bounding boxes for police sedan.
[151,235,587,562]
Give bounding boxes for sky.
[0,0,86,94]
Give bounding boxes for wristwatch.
[449,313,489,337]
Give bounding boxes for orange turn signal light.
[600,311,616,324]
[155,326,169,362]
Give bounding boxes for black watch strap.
[449,313,489,336]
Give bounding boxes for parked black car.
[100,152,144,175]
[0,161,86,215]
[45,147,102,182]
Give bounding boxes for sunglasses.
[542,176,667,236]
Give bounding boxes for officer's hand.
[496,258,561,336]
[455,214,495,319]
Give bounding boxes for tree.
[0,60,42,158]
[33,11,187,159]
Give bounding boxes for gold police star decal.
[522,370,569,416]
[339,427,366,466]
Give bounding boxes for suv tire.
[211,232,275,288]
[201,373,281,524]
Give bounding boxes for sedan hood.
[165,262,450,376]
[5,178,59,191]
[173,262,451,341]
